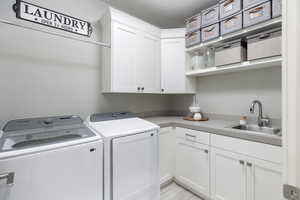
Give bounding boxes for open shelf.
[185,56,282,77]
[186,17,282,53]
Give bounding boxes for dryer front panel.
[112,131,159,200]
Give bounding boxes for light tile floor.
[160,182,203,200]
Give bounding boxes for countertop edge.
[150,120,282,147]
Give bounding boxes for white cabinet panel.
[175,138,210,197]
[101,8,162,94]
[159,127,175,185]
[112,21,138,92]
[211,146,283,200]
[211,147,246,200]
[161,39,186,93]
[112,131,159,200]
[161,36,196,94]
[247,158,284,200]
[138,33,161,93]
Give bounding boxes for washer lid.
[90,112,135,122]
[0,116,98,153]
[87,117,159,138]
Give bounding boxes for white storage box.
[215,39,247,66]
[186,30,201,47]
[219,0,242,19]
[246,28,282,60]
[186,14,201,33]
[243,0,269,9]
[243,1,271,27]
[201,4,220,27]
[272,0,282,18]
[220,12,243,35]
[201,23,220,42]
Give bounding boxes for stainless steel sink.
[231,124,281,136]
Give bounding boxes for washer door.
[112,131,159,200]
[0,140,103,200]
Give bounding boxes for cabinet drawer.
[211,134,282,164]
[175,127,210,145]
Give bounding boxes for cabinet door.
[211,147,247,200]
[159,127,175,185]
[161,38,186,93]
[112,131,159,200]
[247,158,283,200]
[138,33,161,93]
[111,21,138,92]
[175,138,210,197]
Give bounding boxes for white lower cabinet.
[175,129,210,198]
[159,127,175,185]
[211,147,283,200]
[211,147,248,200]
[247,157,283,200]
[159,127,283,200]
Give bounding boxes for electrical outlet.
[284,184,300,200]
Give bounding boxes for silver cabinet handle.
[0,172,15,186]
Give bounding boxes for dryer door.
[112,131,159,200]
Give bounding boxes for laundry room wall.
[170,67,282,120]
[0,0,170,127]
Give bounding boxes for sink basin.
[231,124,281,136]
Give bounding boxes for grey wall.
[0,0,170,127]
[171,67,282,119]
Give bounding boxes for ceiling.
[104,0,218,28]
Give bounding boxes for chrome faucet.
[250,100,270,127]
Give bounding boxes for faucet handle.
[260,117,271,127]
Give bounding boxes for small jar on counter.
[240,116,248,126]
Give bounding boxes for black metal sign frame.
[12,0,93,37]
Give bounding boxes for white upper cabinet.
[100,8,161,93]
[138,33,161,93]
[111,22,138,92]
[101,9,195,94]
[161,29,196,94]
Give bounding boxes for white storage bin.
[220,12,243,35]
[246,28,282,60]
[219,0,242,19]
[215,39,247,66]
[186,30,201,47]
[272,0,282,18]
[201,4,220,27]
[186,14,201,33]
[243,0,269,9]
[243,1,271,28]
[201,23,220,42]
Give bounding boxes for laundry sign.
[13,0,93,37]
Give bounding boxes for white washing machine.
[0,115,103,200]
[86,112,160,200]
